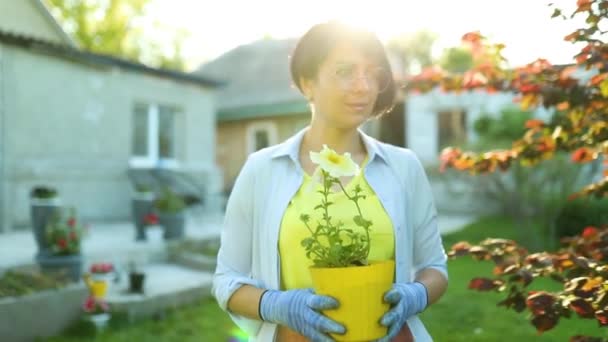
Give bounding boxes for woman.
[213,21,448,342]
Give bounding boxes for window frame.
[246,121,278,155]
[129,103,179,169]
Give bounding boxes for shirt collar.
[271,126,387,164]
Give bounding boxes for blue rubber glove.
[377,282,428,342]
[259,288,345,342]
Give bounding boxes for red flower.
[57,238,67,249]
[576,0,592,11]
[82,295,110,314]
[519,84,541,93]
[525,119,545,130]
[461,31,483,44]
[90,262,114,274]
[82,295,96,312]
[571,147,595,163]
[144,213,159,225]
[582,226,598,239]
[67,218,76,227]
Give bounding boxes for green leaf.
[353,215,363,226]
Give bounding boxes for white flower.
[309,145,360,178]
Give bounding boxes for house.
[195,38,407,192]
[0,0,223,232]
[192,37,528,214]
[194,39,308,192]
[406,89,523,163]
[405,65,597,164]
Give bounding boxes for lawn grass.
[425,215,608,341]
[44,297,239,342]
[46,215,608,341]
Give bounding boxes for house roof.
[31,0,77,47]
[194,38,309,121]
[0,0,76,47]
[0,30,223,88]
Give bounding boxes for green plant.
[449,224,608,337]
[46,207,86,256]
[30,185,58,199]
[299,145,372,268]
[406,0,608,338]
[470,106,533,151]
[82,295,110,315]
[0,270,69,298]
[154,187,186,213]
[555,197,608,238]
[178,239,220,257]
[134,183,153,193]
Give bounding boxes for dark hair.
[290,21,396,118]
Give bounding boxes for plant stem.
[337,179,371,260]
[321,172,337,256]
[302,220,326,260]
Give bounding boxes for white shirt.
[212,127,448,342]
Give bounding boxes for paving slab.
[104,263,215,321]
[0,211,224,271]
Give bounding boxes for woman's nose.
[351,75,373,92]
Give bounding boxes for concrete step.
[104,263,214,321]
[0,211,224,271]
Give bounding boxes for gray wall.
[2,44,218,229]
[0,44,7,232]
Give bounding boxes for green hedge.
[555,197,608,238]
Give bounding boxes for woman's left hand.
[375,282,428,342]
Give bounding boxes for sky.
[142,0,586,71]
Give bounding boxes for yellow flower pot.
[90,280,108,298]
[309,260,395,341]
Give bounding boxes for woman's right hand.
[259,288,345,341]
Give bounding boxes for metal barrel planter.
[159,211,185,240]
[131,192,155,241]
[30,197,62,254]
[36,253,84,282]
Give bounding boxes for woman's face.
[301,42,389,130]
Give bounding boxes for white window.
[246,121,278,155]
[130,103,180,168]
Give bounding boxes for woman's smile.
[344,101,371,112]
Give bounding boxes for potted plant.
[37,207,86,282]
[29,185,61,255]
[127,261,145,294]
[300,145,394,341]
[84,262,115,298]
[154,186,186,240]
[82,295,111,331]
[131,184,156,241]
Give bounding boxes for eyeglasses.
[331,65,391,93]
